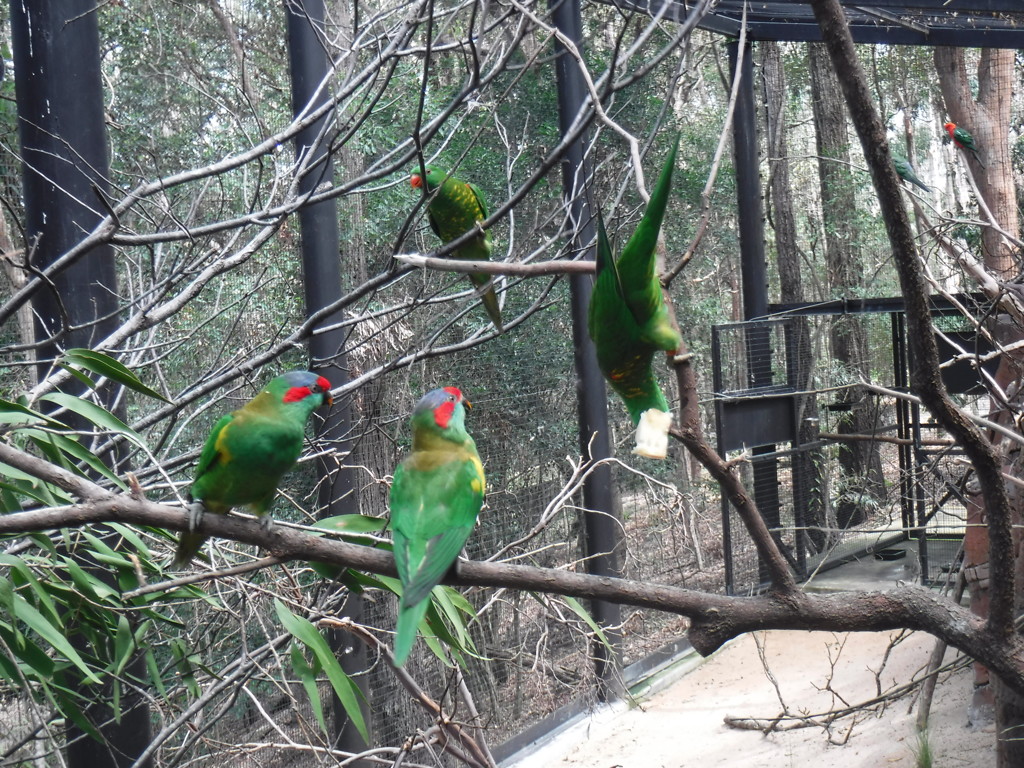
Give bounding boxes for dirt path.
[506,629,994,767]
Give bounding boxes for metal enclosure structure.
[713,298,994,594]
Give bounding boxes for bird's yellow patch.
[213,424,233,464]
[471,455,486,494]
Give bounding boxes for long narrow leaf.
[290,643,327,733]
[39,392,142,443]
[62,349,170,403]
[11,592,101,683]
[274,600,368,742]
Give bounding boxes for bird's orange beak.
[411,174,422,189]
[463,397,472,410]
[324,392,334,408]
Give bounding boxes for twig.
[392,253,593,276]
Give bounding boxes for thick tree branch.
[4,488,1024,686]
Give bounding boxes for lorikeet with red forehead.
[173,371,332,567]
[944,122,984,166]
[410,166,503,330]
[588,139,682,459]
[389,386,484,666]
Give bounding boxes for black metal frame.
[714,298,991,593]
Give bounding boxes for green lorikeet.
[944,122,984,166]
[588,139,682,460]
[410,166,503,330]
[892,155,930,193]
[173,371,332,567]
[390,386,484,666]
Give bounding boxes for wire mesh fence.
[713,307,979,595]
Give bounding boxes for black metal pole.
[730,39,768,323]
[549,0,623,697]
[286,0,370,754]
[729,40,783,586]
[10,2,152,766]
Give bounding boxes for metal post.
[10,2,152,765]
[286,0,370,754]
[549,0,623,697]
[730,40,768,323]
[729,40,783,586]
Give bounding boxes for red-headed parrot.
[389,386,484,666]
[410,166,503,330]
[173,371,332,567]
[892,155,930,193]
[944,122,984,166]
[588,139,682,460]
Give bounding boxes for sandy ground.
[505,629,995,767]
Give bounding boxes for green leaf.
[62,349,170,402]
[39,392,143,444]
[25,430,127,491]
[144,648,167,698]
[290,643,326,733]
[11,591,101,683]
[310,515,390,581]
[561,595,613,651]
[314,514,388,536]
[113,615,134,675]
[0,463,72,507]
[0,398,68,429]
[0,554,61,625]
[274,600,368,742]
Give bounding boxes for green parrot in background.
[411,166,503,330]
[892,155,930,193]
[173,371,332,567]
[944,122,984,166]
[588,139,682,459]
[390,386,484,666]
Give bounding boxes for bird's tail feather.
[172,532,207,569]
[393,595,432,667]
[470,273,503,330]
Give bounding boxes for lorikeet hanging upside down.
[944,122,984,166]
[588,139,683,460]
[410,166,503,330]
[173,371,332,567]
[892,155,930,193]
[389,387,484,666]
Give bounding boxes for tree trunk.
[809,41,884,529]
[935,45,1020,754]
[762,41,826,552]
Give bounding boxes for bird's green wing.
[467,181,489,220]
[617,136,679,322]
[391,456,483,605]
[594,211,630,313]
[193,413,234,487]
[425,206,444,240]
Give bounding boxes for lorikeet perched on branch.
[173,371,332,567]
[390,387,484,666]
[410,166,503,330]
[588,139,682,460]
[892,155,930,193]
[944,122,984,166]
